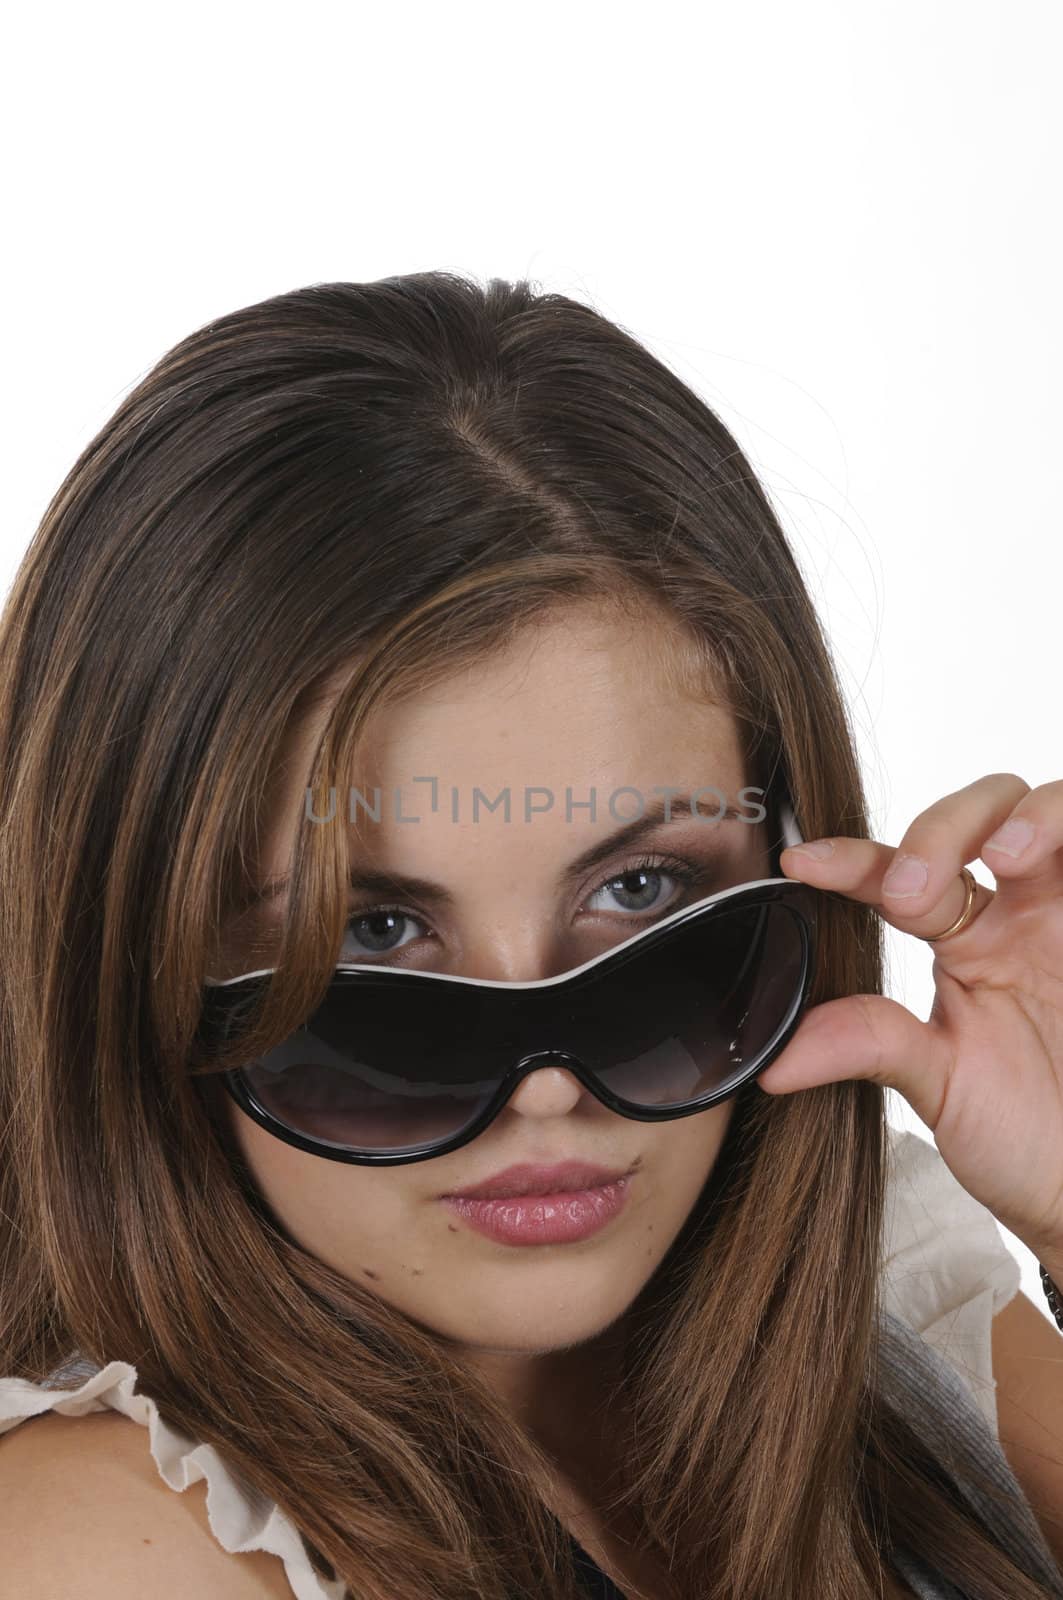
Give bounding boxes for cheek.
[225,1098,403,1260]
[655,1102,736,1209]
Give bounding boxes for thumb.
[756,993,949,1129]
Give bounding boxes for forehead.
[258,610,745,867]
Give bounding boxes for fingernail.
[984,818,1035,858]
[789,838,835,860]
[882,854,929,897]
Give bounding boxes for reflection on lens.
[247,1044,495,1152]
[585,901,805,1107]
[238,977,502,1155]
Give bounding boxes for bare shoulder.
[0,1407,297,1598]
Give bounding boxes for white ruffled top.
[0,1126,1023,1599]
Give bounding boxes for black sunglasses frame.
[207,868,821,1169]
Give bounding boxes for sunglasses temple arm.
[778,793,804,851]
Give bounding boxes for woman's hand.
[758,773,1063,1265]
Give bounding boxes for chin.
[441,1298,630,1356]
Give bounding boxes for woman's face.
[219,605,772,1367]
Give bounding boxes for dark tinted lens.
[559,896,809,1107]
[216,890,812,1155]
[237,978,498,1155]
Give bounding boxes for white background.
[2,3,1060,1314]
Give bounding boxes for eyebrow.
[233,795,753,918]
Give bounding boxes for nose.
[502,1059,588,1119]
[452,924,580,986]
[450,931,598,1116]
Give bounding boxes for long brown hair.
[0,272,1058,1599]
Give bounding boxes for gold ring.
[923,866,982,943]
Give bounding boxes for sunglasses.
[199,792,820,1166]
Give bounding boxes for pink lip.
[439,1160,636,1247]
[440,1159,632,1200]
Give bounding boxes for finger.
[756,991,954,1130]
[980,778,1063,897]
[779,773,1036,944]
[780,833,996,944]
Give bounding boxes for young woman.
[1,273,1062,1600]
